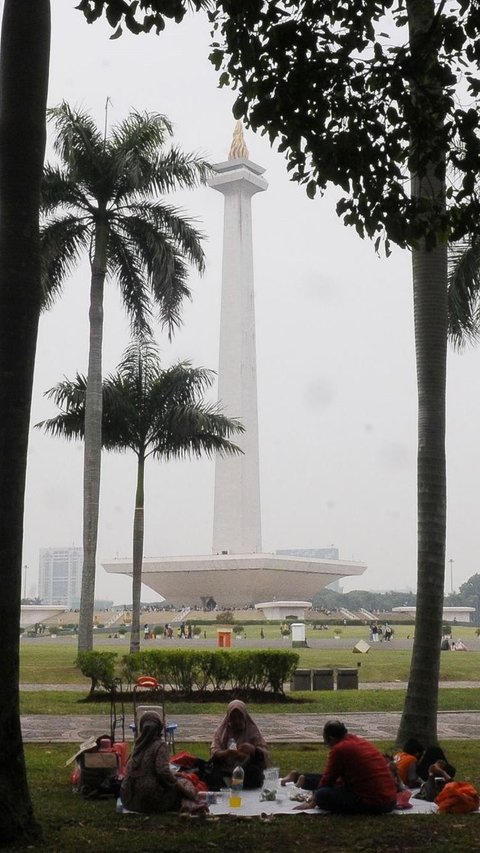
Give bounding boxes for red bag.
[435,781,480,813]
[170,751,198,768]
[178,771,208,793]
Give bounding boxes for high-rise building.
[38,547,83,607]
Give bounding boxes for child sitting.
[393,738,424,788]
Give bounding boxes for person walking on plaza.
[293,720,397,814]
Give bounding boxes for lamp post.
[22,564,28,601]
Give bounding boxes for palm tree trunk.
[78,220,108,652]
[398,228,447,745]
[398,0,447,745]
[0,0,49,842]
[130,451,145,653]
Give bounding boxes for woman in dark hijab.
[208,699,268,790]
[121,711,203,813]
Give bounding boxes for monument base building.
[102,552,366,609]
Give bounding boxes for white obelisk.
[210,122,267,555]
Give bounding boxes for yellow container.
[229,794,242,808]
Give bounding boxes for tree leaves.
[77,0,209,34]
[205,1,480,252]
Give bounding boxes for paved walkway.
[21,711,480,744]
[20,681,480,744]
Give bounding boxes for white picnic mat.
[207,785,439,817]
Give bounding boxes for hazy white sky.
[19,3,480,603]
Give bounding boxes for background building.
[38,547,83,607]
[277,548,342,592]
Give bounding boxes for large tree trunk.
[0,0,50,842]
[78,220,108,652]
[130,452,145,653]
[397,0,447,745]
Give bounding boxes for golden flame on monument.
[228,120,249,160]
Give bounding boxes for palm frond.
[48,102,105,167]
[107,230,153,334]
[41,166,92,215]
[121,201,206,270]
[148,400,244,461]
[448,237,480,349]
[114,214,197,337]
[113,146,212,202]
[108,112,173,198]
[35,374,87,439]
[101,376,142,452]
[109,112,173,161]
[150,146,212,193]
[40,218,91,309]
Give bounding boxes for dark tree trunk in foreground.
[0,0,50,842]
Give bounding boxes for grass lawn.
[13,641,480,852]
[19,688,480,716]
[19,641,480,686]
[6,740,479,853]
[19,640,480,717]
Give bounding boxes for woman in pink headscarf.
[208,699,268,790]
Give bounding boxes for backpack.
[69,735,121,799]
[435,782,479,814]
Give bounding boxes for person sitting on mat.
[416,745,456,782]
[393,738,424,788]
[120,711,207,814]
[208,699,268,790]
[292,720,397,815]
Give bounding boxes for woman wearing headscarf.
[208,699,268,790]
[121,711,204,813]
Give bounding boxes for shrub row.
[75,649,299,698]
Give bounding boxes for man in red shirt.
[294,720,397,814]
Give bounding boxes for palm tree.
[397,0,449,746]
[36,336,244,652]
[41,104,210,652]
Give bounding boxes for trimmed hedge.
[75,651,118,696]
[75,649,299,698]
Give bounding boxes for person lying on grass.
[290,719,397,814]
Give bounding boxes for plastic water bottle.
[228,737,237,750]
[231,764,244,792]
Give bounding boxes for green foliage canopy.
[207,1,480,252]
[79,2,480,250]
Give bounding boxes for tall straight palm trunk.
[398,0,447,745]
[398,222,447,744]
[78,220,108,652]
[0,0,49,840]
[130,451,146,653]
